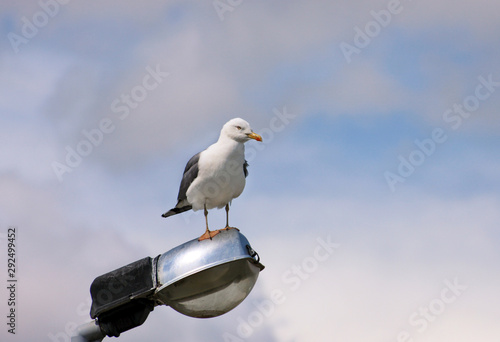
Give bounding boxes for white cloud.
[399,0,500,41]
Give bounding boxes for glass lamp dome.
[155,229,264,318]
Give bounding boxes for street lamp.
[72,229,264,342]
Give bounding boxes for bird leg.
[205,204,209,230]
[223,203,239,231]
[198,204,220,241]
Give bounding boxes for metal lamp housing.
[82,229,264,341]
[155,229,264,318]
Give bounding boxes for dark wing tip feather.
[162,205,192,218]
[243,160,249,177]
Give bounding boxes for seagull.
[162,118,262,241]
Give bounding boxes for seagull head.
[221,118,262,143]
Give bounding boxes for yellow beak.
[247,132,262,142]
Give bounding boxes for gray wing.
[161,152,201,218]
[178,152,201,202]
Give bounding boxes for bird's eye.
[236,126,242,130]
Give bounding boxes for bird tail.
[161,205,192,218]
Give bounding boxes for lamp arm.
[71,320,105,342]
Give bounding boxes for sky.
[1,0,499,341]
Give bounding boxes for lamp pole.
[71,321,104,342]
